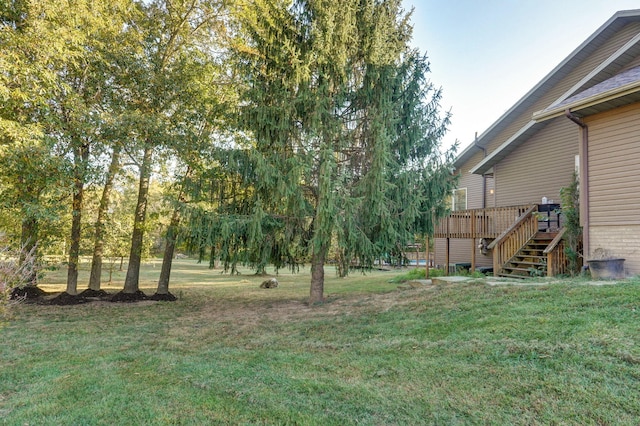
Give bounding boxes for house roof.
[532,65,640,121]
[453,9,640,175]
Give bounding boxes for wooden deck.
[433,205,534,239]
[432,204,568,277]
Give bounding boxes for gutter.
[564,109,590,258]
[534,79,640,122]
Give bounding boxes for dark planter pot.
[587,258,625,280]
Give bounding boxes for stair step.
[497,273,530,279]
[513,255,545,260]
[503,266,539,273]
[509,260,546,266]
[499,230,558,279]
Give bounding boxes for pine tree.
[206,0,457,303]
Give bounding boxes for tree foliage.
[560,171,582,276]
[183,0,457,303]
[0,0,456,304]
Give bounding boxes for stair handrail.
[488,205,538,276]
[542,227,566,255]
[543,227,567,277]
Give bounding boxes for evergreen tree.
[209,0,457,303]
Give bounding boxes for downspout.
[473,133,487,272]
[474,132,487,209]
[564,109,590,258]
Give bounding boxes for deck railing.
[433,204,534,239]
[543,228,567,277]
[487,205,539,276]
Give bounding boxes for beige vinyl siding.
[585,102,640,225]
[495,117,579,206]
[455,150,487,210]
[584,102,640,275]
[621,54,640,71]
[485,22,640,156]
[458,174,485,210]
[590,225,640,274]
[485,175,495,208]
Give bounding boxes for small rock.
[260,278,278,289]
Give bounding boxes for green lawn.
[1,260,639,425]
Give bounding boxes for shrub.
[388,267,446,283]
[0,236,37,324]
[560,172,582,276]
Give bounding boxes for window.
[451,188,467,211]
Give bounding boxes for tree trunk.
[310,245,326,304]
[309,149,334,304]
[88,145,121,291]
[19,216,38,286]
[156,166,190,296]
[123,145,153,294]
[156,209,180,295]
[66,143,90,296]
[66,180,83,295]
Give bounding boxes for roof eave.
[453,9,640,169]
[532,81,640,122]
[469,121,538,175]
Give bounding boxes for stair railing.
[488,205,539,276]
[543,228,567,277]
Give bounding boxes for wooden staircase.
[498,232,557,278]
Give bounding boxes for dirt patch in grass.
[188,285,436,331]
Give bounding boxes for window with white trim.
[451,188,467,211]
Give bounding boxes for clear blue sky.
[402,0,640,153]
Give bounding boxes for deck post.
[445,215,450,276]
[470,215,476,273]
[445,238,450,276]
[471,238,476,273]
[425,235,430,279]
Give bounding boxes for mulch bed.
[48,292,91,305]
[10,286,47,301]
[148,292,177,301]
[110,290,148,303]
[9,286,177,305]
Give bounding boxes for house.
[433,9,640,278]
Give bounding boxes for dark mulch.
[9,287,178,305]
[78,289,111,299]
[110,290,148,303]
[48,292,90,306]
[148,292,177,301]
[10,286,47,301]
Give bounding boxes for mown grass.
[1,259,640,424]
